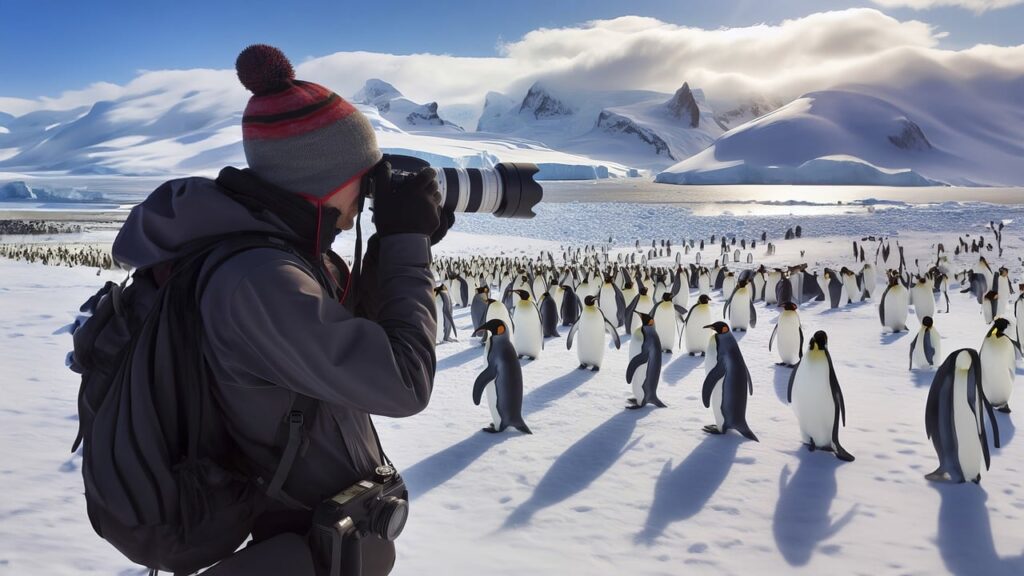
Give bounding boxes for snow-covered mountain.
[353,79,463,132]
[657,74,1024,187]
[475,81,736,171]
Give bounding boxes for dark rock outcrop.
[665,82,700,128]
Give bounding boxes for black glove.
[430,209,455,246]
[372,167,441,237]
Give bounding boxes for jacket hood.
[113,167,341,269]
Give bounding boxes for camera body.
[313,465,409,542]
[364,153,543,219]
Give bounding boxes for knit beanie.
[235,44,382,200]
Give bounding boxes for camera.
[364,153,543,219]
[312,465,409,575]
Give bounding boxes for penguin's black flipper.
[723,289,735,319]
[674,305,688,324]
[566,322,580,350]
[604,317,621,349]
[878,284,893,326]
[825,351,847,426]
[623,294,640,332]
[749,298,757,329]
[734,422,759,442]
[626,353,647,384]
[702,362,726,408]
[472,365,497,406]
[798,327,805,359]
[923,331,936,366]
[909,333,920,370]
[787,360,802,403]
[769,323,779,352]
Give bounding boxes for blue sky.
[1,0,1022,99]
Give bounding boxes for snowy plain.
[2,199,1024,575]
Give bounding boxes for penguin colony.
[0,243,116,270]
[439,227,1020,484]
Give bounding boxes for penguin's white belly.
[777,318,801,365]
[765,278,780,304]
[485,381,501,429]
[722,278,736,298]
[791,355,836,448]
[600,288,617,318]
[912,329,941,368]
[843,277,860,303]
[673,288,689,309]
[953,372,983,481]
[549,288,564,312]
[863,271,876,297]
[705,339,724,427]
[685,307,712,352]
[653,306,677,352]
[434,298,445,343]
[577,317,606,367]
[729,293,751,329]
[883,290,908,330]
[512,310,542,358]
[981,339,1015,406]
[913,288,935,321]
[486,305,515,339]
[698,276,711,295]
[754,278,767,301]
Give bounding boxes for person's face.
[323,178,363,231]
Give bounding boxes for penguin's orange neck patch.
[496,325,506,335]
[720,326,730,334]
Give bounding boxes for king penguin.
[925,349,1000,483]
[683,294,714,356]
[909,316,941,370]
[980,318,1020,413]
[567,295,621,371]
[511,289,544,360]
[434,284,458,344]
[769,302,804,367]
[723,279,756,331]
[879,274,910,332]
[626,313,667,409]
[472,319,532,434]
[652,292,687,353]
[787,331,854,461]
[538,292,561,338]
[702,322,758,441]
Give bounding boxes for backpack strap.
[263,393,317,509]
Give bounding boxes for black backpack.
[68,235,317,575]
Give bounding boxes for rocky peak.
[519,83,574,119]
[888,119,932,151]
[665,82,700,128]
[353,79,402,106]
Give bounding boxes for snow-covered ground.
[2,203,1024,575]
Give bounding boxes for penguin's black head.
[434,285,446,295]
[810,330,828,350]
[473,319,508,337]
[841,267,852,275]
[704,321,730,334]
[638,312,655,327]
[782,301,798,311]
[991,318,1011,337]
[985,290,999,301]
[560,284,572,291]
[698,294,711,305]
[639,286,649,296]
[584,295,598,307]
[476,286,490,294]
[514,289,531,301]
[661,292,673,302]
[624,279,634,289]
[737,279,748,288]
[922,316,934,328]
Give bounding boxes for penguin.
[960,270,988,304]
[471,319,531,434]
[911,276,936,322]
[821,269,846,309]
[624,286,655,333]
[723,279,756,331]
[599,275,627,327]
[626,313,667,409]
[651,292,687,353]
[994,267,1013,318]
[671,268,690,310]
[980,318,1020,413]
[538,292,561,338]
[483,298,515,345]
[470,286,491,333]
[752,266,768,303]
[702,322,758,441]
[909,316,941,370]
[982,290,999,324]
[559,284,582,326]
[769,302,804,367]
[697,268,712,295]
[434,284,458,344]
[765,269,782,305]
[511,289,544,360]
[860,263,877,300]
[786,331,854,461]
[447,273,470,308]
[840,267,861,304]
[567,295,621,371]
[879,274,910,333]
[683,294,714,356]
[974,256,994,294]
[776,273,796,307]
[925,349,1000,483]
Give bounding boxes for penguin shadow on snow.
[435,345,484,371]
[522,369,597,416]
[994,412,1015,448]
[634,434,741,545]
[771,449,858,567]
[773,364,794,404]
[502,409,650,529]
[662,353,702,385]
[402,432,514,500]
[911,368,937,388]
[932,483,1024,576]
[879,331,909,346]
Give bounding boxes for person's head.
[236,44,381,231]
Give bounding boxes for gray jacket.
[112,173,436,567]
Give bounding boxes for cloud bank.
[2,9,1021,123]
[870,0,1024,14]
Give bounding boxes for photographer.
[110,45,448,575]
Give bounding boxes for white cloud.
[870,0,1024,14]
[3,8,1022,125]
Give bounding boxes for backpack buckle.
[288,411,304,426]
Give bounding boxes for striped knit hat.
[236,44,382,200]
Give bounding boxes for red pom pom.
[236,44,295,96]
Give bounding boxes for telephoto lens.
[384,154,543,218]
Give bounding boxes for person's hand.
[372,167,441,238]
[430,209,455,246]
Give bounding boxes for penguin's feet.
[924,468,948,482]
[625,403,644,411]
[700,352,706,357]
[702,425,723,435]
[578,364,588,370]
[998,405,1012,413]
[836,449,856,462]
[626,398,638,405]
[481,424,500,434]
[590,366,600,372]
[805,442,816,452]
